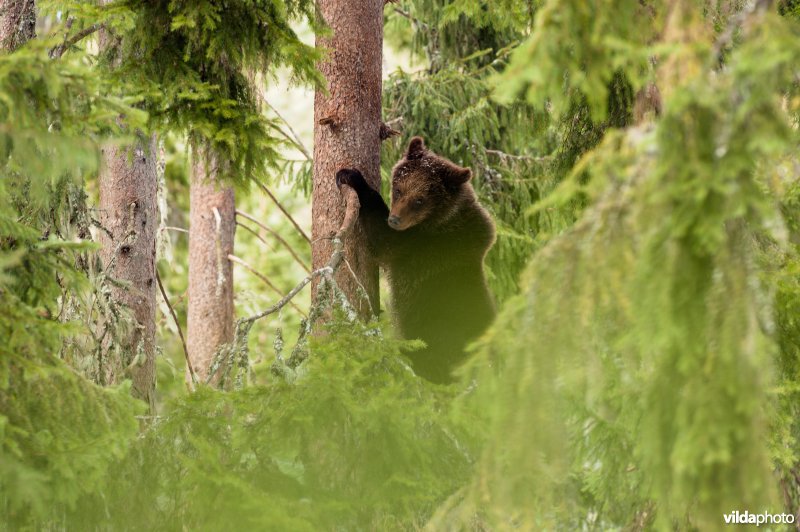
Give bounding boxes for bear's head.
[388,137,472,231]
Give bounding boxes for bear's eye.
[393,187,401,197]
[414,198,424,207]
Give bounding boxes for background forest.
[2,0,800,530]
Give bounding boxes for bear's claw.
[335,168,365,191]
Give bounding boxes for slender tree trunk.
[95,15,159,409]
[312,0,383,318]
[0,0,35,51]
[187,145,235,382]
[98,136,159,411]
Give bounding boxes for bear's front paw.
[336,168,366,191]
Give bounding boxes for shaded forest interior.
[2,0,800,530]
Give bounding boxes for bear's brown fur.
[336,137,495,383]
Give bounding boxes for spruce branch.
[50,23,105,59]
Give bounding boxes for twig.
[242,185,360,325]
[236,209,311,273]
[253,180,312,244]
[236,221,278,253]
[485,149,552,164]
[259,91,312,162]
[156,271,197,389]
[228,254,307,316]
[343,256,375,316]
[393,7,429,29]
[50,23,104,59]
[161,226,189,234]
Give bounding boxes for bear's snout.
[388,215,402,229]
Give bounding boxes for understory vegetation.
[2,0,800,530]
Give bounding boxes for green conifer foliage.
[103,0,322,183]
[67,322,473,530]
[441,5,800,529]
[0,39,143,524]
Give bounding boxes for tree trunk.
[98,135,159,411]
[312,0,383,319]
[0,0,35,51]
[187,145,236,383]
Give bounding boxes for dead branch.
[380,121,401,141]
[242,184,359,325]
[259,91,313,162]
[236,209,311,273]
[227,254,307,316]
[212,207,225,296]
[392,7,428,29]
[156,271,197,389]
[161,225,189,234]
[236,220,278,253]
[485,149,552,164]
[253,180,312,244]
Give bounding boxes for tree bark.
[187,145,236,382]
[312,0,383,319]
[98,135,159,411]
[0,0,35,51]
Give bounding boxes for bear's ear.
[443,165,472,187]
[405,136,427,160]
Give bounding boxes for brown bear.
[336,137,495,383]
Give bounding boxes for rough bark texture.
[0,0,35,51]
[312,0,383,318]
[98,136,159,411]
[187,145,236,382]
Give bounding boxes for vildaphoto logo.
[723,511,796,526]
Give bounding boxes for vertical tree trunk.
[98,136,159,411]
[0,0,35,51]
[187,145,235,382]
[312,0,383,318]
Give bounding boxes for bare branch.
[236,209,311,273]
[253,179,311,244]
[236,220,278,253]
[485,149,552,164]
[259,91,312,162]
[242,184,360,325]
[228,254,307,316]
[392,7,428,29]
[161,225,189,234]
[156,271,197,389]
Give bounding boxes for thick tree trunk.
[312,0,383,319]
[0,0,35,51]
[98,136,159,410]
[187,145,236,382]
